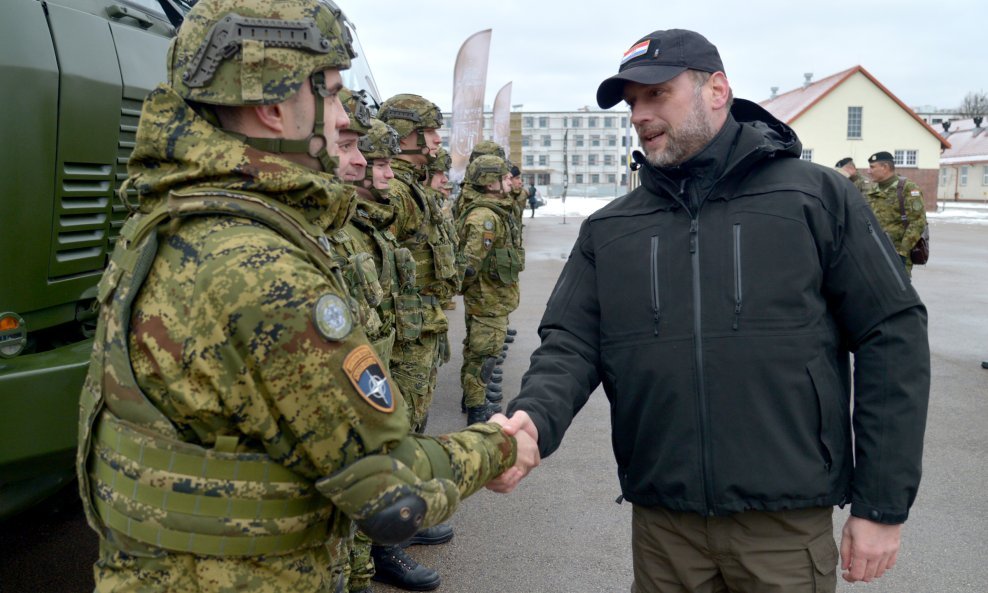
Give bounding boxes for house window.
[607,174,616,183]
[894,150,918,167]
[575,135,584,147]
[622,136,628,147]
[604,154,614,166]
[575,173,584,183]
[960,166,968,186]
[591,135,601,147]
[591,173,600,183]
[940,168,947,186]
[588,116,599,127]
[621,173,627,186]
[524,155,534,166]
[523,116,534,128]
[542,135,551,147]
[983,165,988,185]
[621,117,628,127]
[588,154,598,166]
[537,173,550,185]
[800,149,813,162]
[847,106,862,139]
[522,135,531,147]
[604,116,614,127]
[571,117,582,127]
[538,155,548,166]
[607,135,617,146]
[572,154,581,165]
[538,116,548,128]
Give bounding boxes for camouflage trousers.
[93,535,350,593]
[461,314,508,408]
[346,531,374,592]
[390,330,444,433]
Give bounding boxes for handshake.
[485,411,541,493]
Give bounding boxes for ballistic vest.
[77,188,355,557]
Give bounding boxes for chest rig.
[459,197,525,286]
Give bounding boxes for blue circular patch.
[313,293,353,341]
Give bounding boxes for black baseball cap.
[868,151,895,164]
[835,157,854,168]
[596,29,724,109]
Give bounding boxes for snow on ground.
[533,196,988,226]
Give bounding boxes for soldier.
[508,164,529,228]
[456,156,524,424]
[428,147,453,201]
[331,100,449,592]
[75,1,537,592]
[378,94,462,433]
[866,151,929,275]
[835,157,871,195]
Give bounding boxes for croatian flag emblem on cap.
[621,40,650,65]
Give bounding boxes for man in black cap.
[490,28,930,592]
[836,157,871,195]
[866,151,928,275]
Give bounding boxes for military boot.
[507,327,518,336]
[489,373,502,384]
[504,334,515,344]
[466,401,501,424]
[501,344,509,352]
[371,545,441,591]
[485,382,503,403]
[405,523,454,546]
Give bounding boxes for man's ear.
[251,102,289,135]
[708,72,731,110]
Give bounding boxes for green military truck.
[0,0,379,518]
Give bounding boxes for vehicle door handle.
[107,4,154,29]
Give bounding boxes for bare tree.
[958,90,988,119]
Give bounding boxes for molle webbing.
[91,415,331,557]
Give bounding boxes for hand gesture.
[485,411,540,493]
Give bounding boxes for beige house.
[937,118,988,201]
[760,66,949,209]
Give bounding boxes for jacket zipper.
[732,223,742,330]
[679,179,715,515]
[649,235,661,336]
[866,220,907,292]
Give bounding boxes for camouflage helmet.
[339,87,373,135]
[469,140,506,162]
[429,148,452,174]
[465,155,509,188]
[378,94,444,139]
[359,118,402,160]
[168,0,355,105]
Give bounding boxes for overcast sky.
[343,0,983,114]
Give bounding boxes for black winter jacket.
[508,100,930,524]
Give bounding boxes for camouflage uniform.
[849,172,872,195]
[866,175,927,274]
[76,3,516,592]
[379,96,460,432]
[456,157,523,419]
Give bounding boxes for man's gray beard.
[643,95,717,168]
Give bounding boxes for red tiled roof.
[760,65,950,150]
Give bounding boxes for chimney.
[770,86,779,99]
[975,116,984,128]
[803,73,813,88]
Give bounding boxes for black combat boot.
[466,402,501,424]
[371,545,441,591]
[503,334,515,343]
[507,327,517,336]
[489,373,502,384]
[501,343,509,352]
[492,366,503,375]
[485,389,503,404]
[405,523,454,546]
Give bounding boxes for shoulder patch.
[313,293,353,341]
[343,345,395,413]
[484,220,494,230]
[482,231,495,249]
[909,190,921,197]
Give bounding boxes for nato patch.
[482,230,494,249]
[313,293,353,341]
[343,345,395,412]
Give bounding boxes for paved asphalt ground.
[2,214,986,593]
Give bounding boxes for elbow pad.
[316,454,460,545]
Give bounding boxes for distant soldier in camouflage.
[456,156,524,424]
[508,163,529,228]
[74,1,537,592]
[866,151,928,275]
[427,148,458,312]
[378,94,460,433]
[836,157,872,195]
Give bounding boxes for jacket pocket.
[808,529,838,592]
[649,235,660,336]
[732,223,743,330]
[806,355,846,473]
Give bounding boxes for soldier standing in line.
[75,2,537,591]
[866,151,928,275]
[835,157,872,195]
[456,156,524,424]
[427,148,459,313]
[508,164,529,228]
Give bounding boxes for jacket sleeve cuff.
[850,501,909,525]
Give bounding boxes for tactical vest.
[392,166,459,300]
[77,188,356,558]
[458,197,525,285]
[328,208,421,365]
